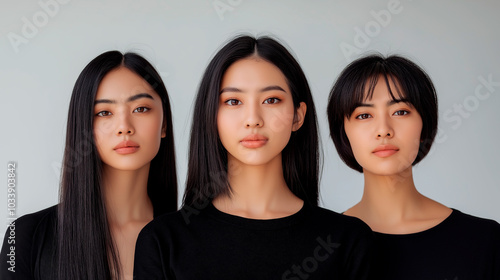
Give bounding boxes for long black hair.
[183,35,319,208]
[58,51,177,280]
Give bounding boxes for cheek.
[216,111,231,144]
[142,111,166,137]
[93,118,114,137]
[408,128,423,156]
[149,119,164,137]
[93,123,106,149]
[267,105,295,134]
[407,120,424,149]
[344,126,365,160]
[92,131,106,159]
[348,138,364,161]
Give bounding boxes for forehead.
[96,67,156,99]
[221,58,289,90]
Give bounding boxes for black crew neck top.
[0,204,164,280]
[371,209,500,280]
[134,202,373,280]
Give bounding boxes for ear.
[292,102,307,132]
[161,120,167,138]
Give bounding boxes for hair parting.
[183,35,320,208]
[58,51,177,280]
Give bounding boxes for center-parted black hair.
[327,54,438,173]
[183,35,319,207]
[58,51,177,280]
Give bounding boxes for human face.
[93,67,166,171]
[217,58,306,167]
[344,77,423,176]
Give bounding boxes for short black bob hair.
[327,54,438,173]
[183,35,319,207]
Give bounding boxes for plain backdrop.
[1,0,499,233]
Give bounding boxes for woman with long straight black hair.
[0,51,177,280]
[134,35,372,280]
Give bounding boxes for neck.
[213,154,303,218]
[357,167,425,223]
[102,163,153,226]
[346,167,452,234]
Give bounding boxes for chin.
[364,165,413,177]
[230,156,276,167]
[103,160,152,172]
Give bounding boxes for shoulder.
[138,209,188,238]
[309,206,372,231]
[2,205,58,250]
[0,205,58,278]
[451,209,500,236]
[13,205,57,229]
[304,206,373,247]
[4,205,57,240]
[136,208,199,258]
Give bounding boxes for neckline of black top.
[373,208,459,237]
[203,202,310,231]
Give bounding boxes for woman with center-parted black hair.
[134,35,373,280]
[0,51,178,280]
[327,54,500,279]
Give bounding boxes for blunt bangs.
[328,54,438,173]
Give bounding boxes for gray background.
[1,0,499,231]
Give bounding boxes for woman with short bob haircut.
[0,51,177,280]
[328,53,500,279]
[134,35,372,280]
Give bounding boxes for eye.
[355,113,371,120]
[96,111,112,117]
[263,97,281,104]
[393,110,409,116]
[224,99,242,106]
[134,107,150,113]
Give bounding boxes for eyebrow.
[94,93,155,105]
[354,98,411,108]
[219,85,287,94]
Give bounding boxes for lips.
[113,140,140,155]
[372,144,399,158]
[240,134,268,148]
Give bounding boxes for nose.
[376,116,394,139]
[116,114,135,136]
[245,102,264,128]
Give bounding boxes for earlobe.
[161,121,167,138]
[292,102,307,131]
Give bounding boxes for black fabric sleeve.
[134,222,168,280]
[491,221,500,279]
[0,206,56,280]
[343,221,373,280]
[0,216,38,279]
